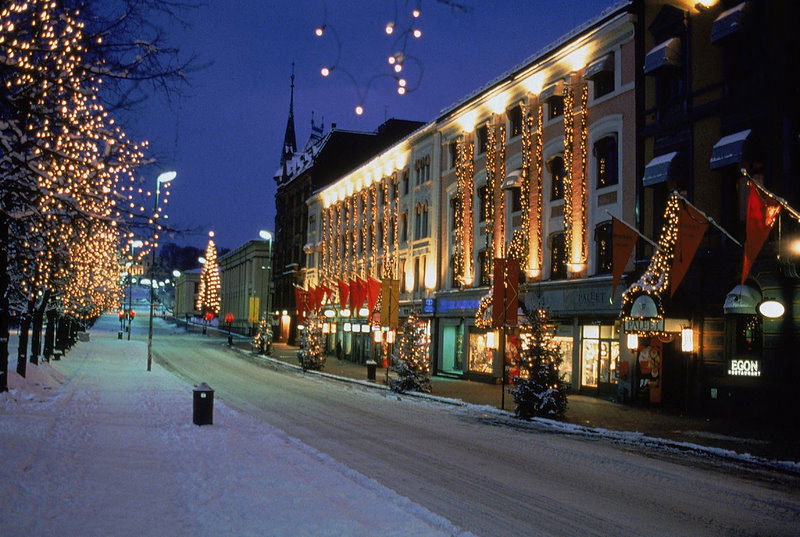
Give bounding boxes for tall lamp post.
[127,240,143,339]
[258,230,274,323]
[147,171,176,372]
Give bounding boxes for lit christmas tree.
[390,311,431,393]
[510,308,568,418]
[253,319,273,355]
[298,312,325,370]
[196,232,221,317]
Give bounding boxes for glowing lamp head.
[388,56,396,65]
[681,327,694,353]
[315,27,323,37]
[626,333,639,351]
[394,63,402,73]
[758,299,785,318]
[355,105,364,116]
[397,87,406,95]
[321,67,330,77]
[413,29,422,38]
[398,78,407,87]
[385,22,394,34]
[412,8,420,17]
[209,231,215,238]
[157,171,177,184]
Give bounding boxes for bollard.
[366,359,377,381]
[193,382,214,426]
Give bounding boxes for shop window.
[547,156,566,200]
[468,330,494,374]
[451,196,459,231]
[734,314,761,355]
[549,233,567,280]
[595,222,612,275]
[580,324,619,388]
[510,187,521,213]
[478,185,488,222]
[594,135,618,188]
[402,170,409,195]
[448,140,458,169]
[508,106,523,138]
[552,335,573,384]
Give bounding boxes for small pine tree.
[510,308,568,419]
[253,319,273,355]
[298,313,325,370]
[390,311,431,393]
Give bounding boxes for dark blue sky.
[131,0,619,251]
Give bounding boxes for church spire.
[279,63,298,171]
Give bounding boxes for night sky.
[131,0,619,251]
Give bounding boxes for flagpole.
[742,170,800,222]
[671,191,742,247]
[604,210,662,251]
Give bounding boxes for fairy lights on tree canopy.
[196,232,221,316]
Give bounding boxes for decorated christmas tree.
[253,319,273,355]
[510,308,568,419]
[196,232,221,316]
[390,311,431,393]
[298,312,325,370]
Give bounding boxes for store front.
[433,291,483,380]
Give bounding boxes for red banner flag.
[337,279,350,309]
[352,277,368,311]
[670,200,709,296]
[366,277,382,316]
[307,285,317,312]
[294,287,308,323]
[611,216,638,298]
[492,258,519,328]
[742,183,781,284]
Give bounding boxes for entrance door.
[441,326,460,375]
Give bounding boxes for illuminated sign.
[623,318,664,333]
[728,359,761,377]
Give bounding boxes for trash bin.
[193,382,214,426]
[366,360,377,381]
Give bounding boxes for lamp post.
[259,230,274,322]
[127,240,143,339]
[147,171,176,372]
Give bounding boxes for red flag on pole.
[491,259,519,328]
[742,182,781,284]
[307,285,317,312]
[670,200,709,296]
[611,216,638,298]
[337,279,350,309]
[295,287,308,323]
[366,277,381,316]
[353,277,368,311]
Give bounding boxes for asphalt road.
[152,320,800,537]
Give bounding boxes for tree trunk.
[44,309,55,361]
[30,303,44,365]
[16,316,30,377]
[0,218,9,392]
[56,315,66,353]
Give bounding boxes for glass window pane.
[583,325,600,339]
[581,340,599,387]
[468,332,494,374]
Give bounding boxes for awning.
[539,79,564,101]
[584,53,614,80]
[302,242,315,254]
[710,129,751,169]
[502,169,523,190]
[723,284,761,315]
[644,38,682,74]
[643,151,680,186]
[712,2,747,43]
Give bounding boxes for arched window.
[594,135,618,188]
[547,156,566,201]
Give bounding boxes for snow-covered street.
[0,317,470,537]
[2,315,800,536]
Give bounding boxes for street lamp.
[127,240,143,340]
[147,171,176,372]
[259,230,274,324]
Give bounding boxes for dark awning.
[723,284,761,315]
[643,151,679,186]
[644,38,682,74]
[712,2,748,43]
[539,80,564,101]
[584,53,614,80]
[710,129,751,169]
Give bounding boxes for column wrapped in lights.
[578,83,589,264]
[321,206,329,281]
[456,134,475,285]
[393,174,400,278]
[496,124,506,258]
[511,102,532,270]
[350,194,357,277]
[335,201,342,278]
[361,189,369,277]
[562,85,575,270]
[535,103,544,274]
[382,176,390,277]
[345,194,352,276]
[371,184,378,277]
[485,118,497,266]
[453,137,465,283]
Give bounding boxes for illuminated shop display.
[580,324,619,388]
[468,331,494,374]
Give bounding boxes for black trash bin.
[366,360,377,381]
[193,382,214,426]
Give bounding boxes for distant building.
[272,71,423,343]
[219,239,273,334]
[173,269,201,320]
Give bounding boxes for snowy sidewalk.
[0,320,472,537]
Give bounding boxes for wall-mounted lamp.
[626,333,639,351]
[681,327,694,353]
[758,299,785,319]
